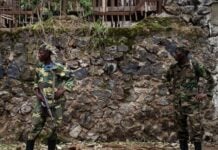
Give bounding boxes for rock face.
[163,0,214,26]
[0,17,217,144]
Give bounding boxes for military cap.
[39,42,57,55]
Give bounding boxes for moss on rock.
[97,17,207,51]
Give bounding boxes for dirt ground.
[0,142,218,150]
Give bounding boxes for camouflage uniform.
[28,62,74,141]
[166,59,214,142]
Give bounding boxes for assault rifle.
[38,85,56,128]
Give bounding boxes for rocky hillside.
[0,15,217,145]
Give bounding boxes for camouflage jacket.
[33,62,74,102]
[165,59,214,100]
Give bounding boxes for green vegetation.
[21,0,41,10]
[90,21,109,49]
[20,0,92,18]
[87,17,206,51]
[93,18,175,48]
[79,0,92,16]
[0,16,206,52]
[29,17,68,33]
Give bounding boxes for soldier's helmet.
[39,42,57,55]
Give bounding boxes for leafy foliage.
[91,21,108,49]
[79,0,92,16]
[19,0,93,18]
[20,0,41,9]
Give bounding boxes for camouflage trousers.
[174,96,203,143]
[27,100,64,141]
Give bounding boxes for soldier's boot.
[26,140,35,150]
[179,140,188,150]
[48,139,56,150]
[194,142,202,150]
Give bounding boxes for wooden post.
[103,0,106,23]
[122,15,124,27]
[112,0,115,7]
[145,0,148,12]
[18,14,21,26]
[92,0,95,21]
[135,12,137,21]
[112,15,114,27]
[14,15,17,27]
[25,14,27,25]
[106,0,108,7]
[117,16,119,27]
[157,0,163,13]
[129,0,132,23]
[31,14,33,24]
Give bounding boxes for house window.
[211,2,218,25]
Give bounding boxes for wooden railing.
[93,6,136,12]
[0,3,34,28]
[0,8,33,15]
[92,0,160,14]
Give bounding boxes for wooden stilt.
[122,15,125,27]
[117,15,120,27]
[112,15,114,27]
[25,15,27,25]
[32,14,34,24]
[135,12,137,21]
[18,14,21,25]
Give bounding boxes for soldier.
[26,43,74,150]
[165,46,214,150]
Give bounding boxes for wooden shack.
[0,0,34,28]
[92,0,163,27]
